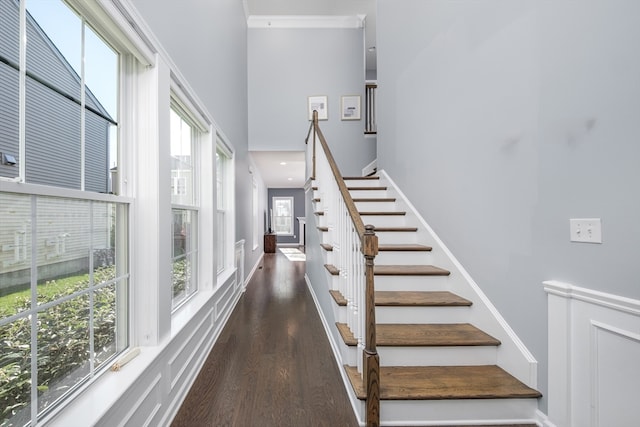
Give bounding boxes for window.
[170,104,198,309]
[0,0,119,192]
[272,197,294,236]
[0,2,129,424]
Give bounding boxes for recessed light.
[280,162,287,165]
[287,177,293,181]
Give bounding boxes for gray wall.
[248,28,375,177]
[129,0,257,279]
[267,188,305,245]
[377,0,640,412]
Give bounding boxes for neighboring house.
[0,0,113,288]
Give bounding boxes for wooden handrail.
[308,109,380,426]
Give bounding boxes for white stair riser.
[375,231,419,245]
[341,345,357,367]
[348,189,388,199]
[354,201,398,211]
[374,275,450,292]
[344,179,382,187]
[375,251,433,265]
[375,306,472,324]
[332,304,348,324]
[377,345,497,367]
[379,398,539,424]
[360,215,408,228]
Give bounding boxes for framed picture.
[308,95,328,121]
[341,95,361,121]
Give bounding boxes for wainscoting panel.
[544,281,640,427]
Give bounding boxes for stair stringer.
[378,170,538,389]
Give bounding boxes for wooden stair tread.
[317,226,328,232]
[320,243,333,251]
[329,290,347,306]
[313,197,321,202]
[345,365,542,400]
[347,186,387,191]
[314,211,324,216]
[324,264,339,275]
[378,244,432,252]
[336,322,357,346]
[352,197,396,202]
[376,323,500,346]
[374,265,450,276]
[359,211,406,216]
[375,291,472,307]
[372,226,418,232]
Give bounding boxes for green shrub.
[0,266,118,426]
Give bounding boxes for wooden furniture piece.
[264,233,276,253]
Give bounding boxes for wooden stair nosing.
[314,211,324,216]
[336,322,357,346]
[324,264,340,275]
[312,186,318,190]
[371,226,418,232]
[375,291,472,307]
[344,176,379,180]
[347,186,387,191]
[375,323,500,347]
[345,365,542,400]
[359,211,406,216]
[320,243,333,252]
[378,244,432,252]
[313,198,321,202]
[374,265,450,276]
[329,290,347,306]
[317,226,328,232]
[352,197,396,203]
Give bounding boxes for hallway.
[171,250,359,427]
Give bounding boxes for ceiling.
[245,0,376,189]
[250,151,307,188]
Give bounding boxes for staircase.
[311,174,541,426]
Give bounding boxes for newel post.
[362,224,380,427]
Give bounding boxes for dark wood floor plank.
[171,253,358,427]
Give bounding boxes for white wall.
[248,27,375,177]
[129,0,260,288]
[377,0,640,414]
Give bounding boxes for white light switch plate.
[570,218,602,243]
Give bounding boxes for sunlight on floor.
[279,247,306,262]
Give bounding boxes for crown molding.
[247,15,365,29]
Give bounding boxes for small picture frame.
[341,95,361,121]
[308,95,328,120]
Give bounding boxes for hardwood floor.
[171,251,358,427]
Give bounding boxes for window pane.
[273,197,293,235]
[170,109,194,205]
[0,317,32,426]
[0,62,20,180]
[37,197,91,304]
[216,151,224,208]
[93,280,127,369]
[37,295,90,414]
[172,209,196,307]
[217,210,225,272]
[0,193,32,320]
